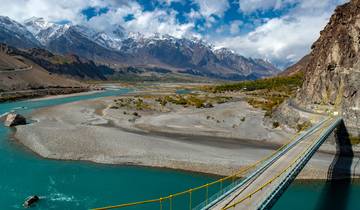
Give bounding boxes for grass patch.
[212,73,304,93]
[112,97,152,111]
[296,121,312,132]
[208,73,304,117]
[350,135,360,145]
[156,94,231,108]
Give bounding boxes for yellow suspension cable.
[222,119,333,209]
[91,118,328,210]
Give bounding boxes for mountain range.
[0,16,279,81]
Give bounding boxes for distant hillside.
[10,47,114,80]
[279,55,310,76]
[0,43,85,93]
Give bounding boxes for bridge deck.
[210,119,334,210]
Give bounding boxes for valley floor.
[13,83,360,179]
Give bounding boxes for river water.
[0,89,358,209]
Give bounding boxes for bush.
[297,121,312,132]
[213,72,304,93]
[350,136,360,145]
[272,121,280,128]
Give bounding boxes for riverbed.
[0,88,359,209]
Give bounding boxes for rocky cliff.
[295,0,360,135]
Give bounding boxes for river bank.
[13,84,360,179]
[0,87,92,103]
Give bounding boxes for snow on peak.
[213,47,236,55]
[0,16,39,44]
[23,17,53,35]
[22,17,72,45]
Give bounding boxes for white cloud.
[158,0,185,5]
[194,0,230,17]
[239,0,296,13]
[0,0,198,38]
[85,1,141,31]
[213,0,349,67]
[0,0,350,67]
[192,0,230,28]
[239,0,349,13]
[187,9,202,21]
[229,20,243,34]
[214,13,331,67]
[87,3,198,38]
[125,9,196,38]
[0,0,107,23]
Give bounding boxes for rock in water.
[0,112,9,121]
[4,112,26,127]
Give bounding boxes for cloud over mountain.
[0,0,348,68]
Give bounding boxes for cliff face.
[295,0,360,135]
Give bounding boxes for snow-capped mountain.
[23,17,53,35]
[0,16,41,48]
[24,17,71,45]
[214,48,279,77]
[91,25,126,50]
[24,17,127,50]
[0,16,280,80]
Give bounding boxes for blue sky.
[0,0,349,68]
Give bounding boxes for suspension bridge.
[92,117,342,210]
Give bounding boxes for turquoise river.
[0,88,359,209]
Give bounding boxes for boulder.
[4,112,26,127]
[0,112,9,121]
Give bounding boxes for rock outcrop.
[294,0,360,136]
[4,112,26,127]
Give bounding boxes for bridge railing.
[91,118,331,210]
[91,167,246,210]
[258,117,342,209]
[200,117,330,209]
[222,118,341,209]
[92,134,302,210]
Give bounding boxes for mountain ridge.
[0,43,88,94]
[0,15,279,81]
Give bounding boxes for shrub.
[297,121,312,132]
[272,121,280,128]
[212,72,304,93]
[350,136,360,145]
